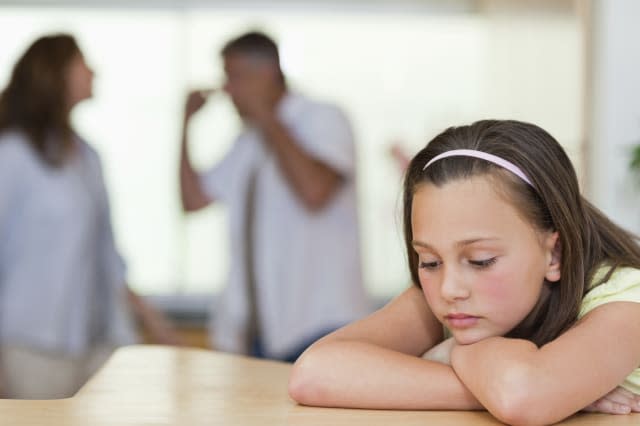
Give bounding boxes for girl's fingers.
[603,388,636,407]
[598,398,631,414]
[584,398,631,415]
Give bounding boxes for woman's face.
[65,53,94,109]
[411,175,561,345]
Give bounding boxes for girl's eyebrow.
[412,237,500,249]
[412,240,432,249]
[455,238,500,247]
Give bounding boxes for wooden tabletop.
[0,345,638,425]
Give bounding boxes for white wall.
[588,0,640,233]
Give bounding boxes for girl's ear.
[545,232,562,283]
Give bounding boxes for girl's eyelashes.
[418,257,498,270]
[419,260,441,270]
[468,257,497,268]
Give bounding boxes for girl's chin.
[452,332,495,346]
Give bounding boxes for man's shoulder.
[284,92,348,122]
[280,93,354,152]
[302,93,345,114]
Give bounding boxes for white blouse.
[0,131,137,356]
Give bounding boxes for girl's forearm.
[289,340,482,410]
[451,337,546,424]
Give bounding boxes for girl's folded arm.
[288,286,482,410]
[451,301,640,426]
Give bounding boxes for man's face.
[222,53,275,119]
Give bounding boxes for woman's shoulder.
[73,135,103,167]
[0,130,36,165]
[0,129,29,147]
[579,265,640,319]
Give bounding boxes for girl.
[0,34,181,399]
[288,120,640,425]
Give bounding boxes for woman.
[0,33,180,399]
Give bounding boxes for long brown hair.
[0,34,81,166]
[403,120,640,346]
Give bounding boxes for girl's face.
[65,53,94,109]
[411,175,560,345]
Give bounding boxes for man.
[179,31,369,362]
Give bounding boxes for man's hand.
[237,87,274,126]
[184,89,214,123]
[583,386,640,415]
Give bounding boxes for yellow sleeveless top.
[578,266,640,394]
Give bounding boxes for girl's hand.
[583,386,640,415]
[422,337,457,365]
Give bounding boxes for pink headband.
[423,149,533,187]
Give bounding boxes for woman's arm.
[126,288,184,346]
[451,302,640,425]
[288,286,482,410]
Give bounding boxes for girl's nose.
[440,269,470,302]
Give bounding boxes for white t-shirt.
[201,92,371,357]
[0,131,137,356]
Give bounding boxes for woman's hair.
[403,119,640,346]
[0,33,81,166]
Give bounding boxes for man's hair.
[221,31,285,84]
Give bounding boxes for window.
[0,2,584,298]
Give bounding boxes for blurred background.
[1,0,639,346]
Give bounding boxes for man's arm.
[254,110,343,211]
[179,90,214,213]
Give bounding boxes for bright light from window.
[0,5,583,298]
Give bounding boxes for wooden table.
[0,345,637,425]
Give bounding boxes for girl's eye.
[419,261,441,270]
[469,257,497,268]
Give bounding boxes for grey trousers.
[0,344,114,399]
